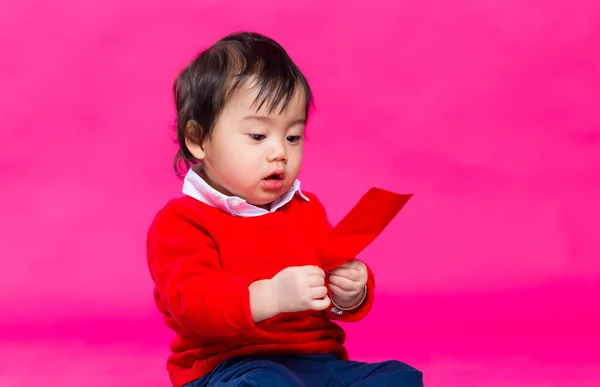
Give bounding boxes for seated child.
[146,31,423,387]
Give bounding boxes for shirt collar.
[182,166,310,217]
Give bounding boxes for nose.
[267,140,288,163]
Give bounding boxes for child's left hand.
[327,259,368,309]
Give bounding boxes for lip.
[261,179,284,191]
[261,170,285,191]
[265,170,285,180]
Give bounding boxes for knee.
[382,360,421,372]
[373,361,423,386]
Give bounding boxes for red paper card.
[319,188,412,271]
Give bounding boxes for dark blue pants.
[185,354,423,387]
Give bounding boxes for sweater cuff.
[221,276,259,333]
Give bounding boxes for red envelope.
[319,187,412,271]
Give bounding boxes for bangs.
[219,40,313,116]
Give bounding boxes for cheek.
[225,151,260,178]
[290,146,303,165]
[208,137,246,166]
[205,148,240,181]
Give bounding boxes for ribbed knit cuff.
[221,276,259,333]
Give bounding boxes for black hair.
[172,31,314,177]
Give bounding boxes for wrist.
[265,279,282,315]
[249,279,280,323]
[331,286,367,311]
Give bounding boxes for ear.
[185,120,206,160]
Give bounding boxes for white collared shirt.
[182,166,310,217]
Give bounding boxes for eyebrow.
[242,115,306,126]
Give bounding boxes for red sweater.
[146,192,375,387]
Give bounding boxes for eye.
[287,135,303,144]
[249,134,266,141]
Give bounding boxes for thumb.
[310,295,331,311]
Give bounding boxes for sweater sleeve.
[146,204,259,338]
[306,193,375,323]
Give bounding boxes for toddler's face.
[190,85,306,209]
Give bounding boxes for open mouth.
[265,173,284,180]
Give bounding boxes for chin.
[249,192,281,208]
[247,199,273,210]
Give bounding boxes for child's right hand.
[269,265,331,313]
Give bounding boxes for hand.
[269,265,331,313]
[328,260,368,308]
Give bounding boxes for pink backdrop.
[1,0,599,386]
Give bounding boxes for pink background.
[1,0,599,386]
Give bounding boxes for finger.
[338,259,359,269]
[328,267,360,281]
[310,285,328,299]
[310,295,331,311]
[304,265,326,278]
[307,274,325,287]
[328,274,356,290]
[328,283,349,297]
[343,260,367,272]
